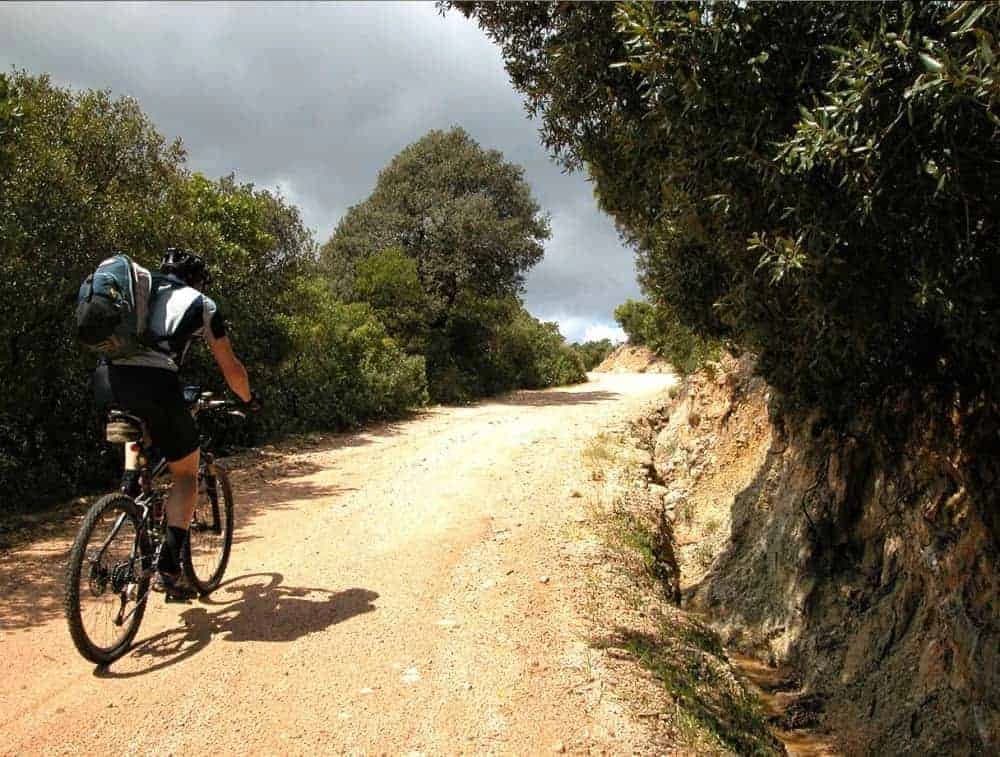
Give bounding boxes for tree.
[613,300,656,346]
[323,127,550,312]
[449,1,1000,417]
[322,127,556,400]
[0,72,428,511]
[0,72,190,504]
[571,338,615,371]
[350,247,430,355]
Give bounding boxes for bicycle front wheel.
[64,493,150,665]
[183,464,234,594]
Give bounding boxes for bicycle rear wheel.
[183,464,234,594]
[64,494,150,665]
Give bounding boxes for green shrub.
[614,299,720,375]
[0,73,428,512]
[498,309,587,389]
[570,338,615,371]
[270,278,427,429]
[453,2,1000,419]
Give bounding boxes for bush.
[1,72,192,507]
[0,72,428,512]
[570,339,615,371]
[268,279,427,430]
[453,2,1000,419]
[614,299,720,376]
[498,310,587,389]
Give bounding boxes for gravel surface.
[0,373,675,755]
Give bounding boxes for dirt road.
[1,373,676,756]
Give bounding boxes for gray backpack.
[75,254,154,359]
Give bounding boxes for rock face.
[646,354,999,755]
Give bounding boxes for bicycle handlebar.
[185,386,259,417]
[194,394,249,417]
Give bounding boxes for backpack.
[75,254,154,359]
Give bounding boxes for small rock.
[605,647,634,660]
[552,742,566,753]
[539,576,551,584]
[665,489,686,506]
[569,489,583,498]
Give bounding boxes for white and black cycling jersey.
[113,274,227,372]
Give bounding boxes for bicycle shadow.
[95,572,377,678]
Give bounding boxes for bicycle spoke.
[75,508,141,653]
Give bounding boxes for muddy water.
[729,652,842,756]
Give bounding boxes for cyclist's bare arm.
[208,335,251,403]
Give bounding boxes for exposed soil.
[0,373,692,756]
[639,354,998,756]
[593,345,672,375]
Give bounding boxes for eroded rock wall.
[646,355,999,755]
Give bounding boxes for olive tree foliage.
[448,2,1000,418]
[322,127,583,401]
[0,72,424,512]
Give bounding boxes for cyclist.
[93,248,253,600]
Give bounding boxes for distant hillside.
[593,344,672,374]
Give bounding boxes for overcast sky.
[2,1,639,342]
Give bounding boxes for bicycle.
[64,387,245,665]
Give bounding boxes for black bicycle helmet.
[160,247,210,287]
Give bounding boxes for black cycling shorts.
[93,364,200,462]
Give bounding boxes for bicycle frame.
[99,390,237,615]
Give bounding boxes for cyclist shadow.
[95,572,377,678]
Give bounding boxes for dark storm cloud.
[1,1,638,341]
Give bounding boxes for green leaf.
[956,4,987,35]
[919,53,944,73]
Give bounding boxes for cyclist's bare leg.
[166,448,200,529]
[156,449,200,596]
[124,442,139,471]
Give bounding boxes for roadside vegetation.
[0,74,583,513]
[569,338,615,371]
[613,299,719,376]
[453,1,999,420]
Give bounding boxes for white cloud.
[545,316,625,345]
[583,323,626,344]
